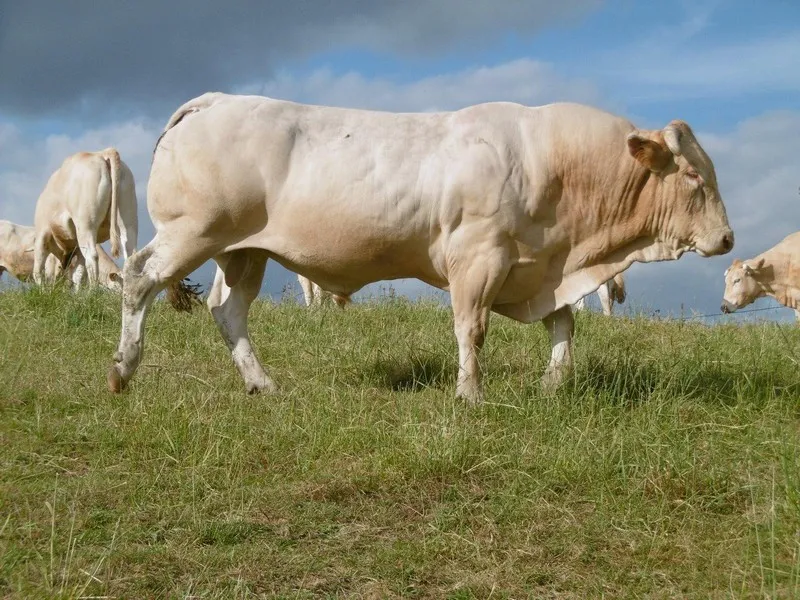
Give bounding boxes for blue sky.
[1,0,798,321]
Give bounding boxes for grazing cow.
[65,244,123,292]
[721,232,800,320]
[33,148,138,287]
[573,273,626,316]
[0,220,61,283]
[1,220,122,291]
[298,274,325,306]
[108,93,733,402]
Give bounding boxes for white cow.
[1,220,122,291]
[64,244,123,292]
[573,274,626,316]
[0,220,61,283]
[108,93,733,402]
[33,148,137,287]
[297,274,347,307]
[721,232,800,321]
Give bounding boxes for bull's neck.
[565,159,661,269]
[755,254,800,309]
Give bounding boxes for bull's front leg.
[449,248,510,405]
[540,306,575,393]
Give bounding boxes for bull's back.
[150,95,542,286]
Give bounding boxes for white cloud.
[701,111,800,254]
[601,19,800,100]
[242,59,605,113]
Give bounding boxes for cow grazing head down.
[627,119,733,258]
[107,271,123,293]
[721,258,765,313]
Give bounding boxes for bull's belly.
[228,229,446,296]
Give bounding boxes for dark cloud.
[0,0,599,120]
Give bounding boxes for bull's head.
[627,120,734,258]
[720,258,764,313]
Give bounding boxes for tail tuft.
[166,278,204,312]
[332,294,351,309]
[612,273,626,304]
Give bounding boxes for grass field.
[1,286,799,599]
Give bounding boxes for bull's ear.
[753,258,765,270]
[627,131,671,171]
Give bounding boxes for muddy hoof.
[107,365,126,394]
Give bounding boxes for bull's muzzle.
[720,299,736,314]
[720,231,734,254]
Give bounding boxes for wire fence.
[688,305,787,320]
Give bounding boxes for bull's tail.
[153,92,225,157]
[612,273,626,304]
[165,279,204,312]
[101,147,122,258]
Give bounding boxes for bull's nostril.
[721,234,733,252]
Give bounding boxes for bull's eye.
[733,278,741,284]
[686,169,700,179]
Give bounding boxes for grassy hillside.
[1,287,799,598]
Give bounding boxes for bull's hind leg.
[108,232,216,392]
[208,249,275,394]
[74,225,100,286]
[540,306,575,393]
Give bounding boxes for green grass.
[1,286,799,599]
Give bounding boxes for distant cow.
[721,232,800,321]
[108,93,733,402]
[33,148,138,287]
[1,220,122,291]
[65,244,123,292]
[297,274,347,307]
[1,220,61,283]
[573,274,626,316]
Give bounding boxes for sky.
[1,0,798,322]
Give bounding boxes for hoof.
[456,385,484,406]
[246,378,278,395]
[107,365,126,394]
[540,367,568,395]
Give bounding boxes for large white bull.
[109,93,733,402]
[33,148,138,287]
